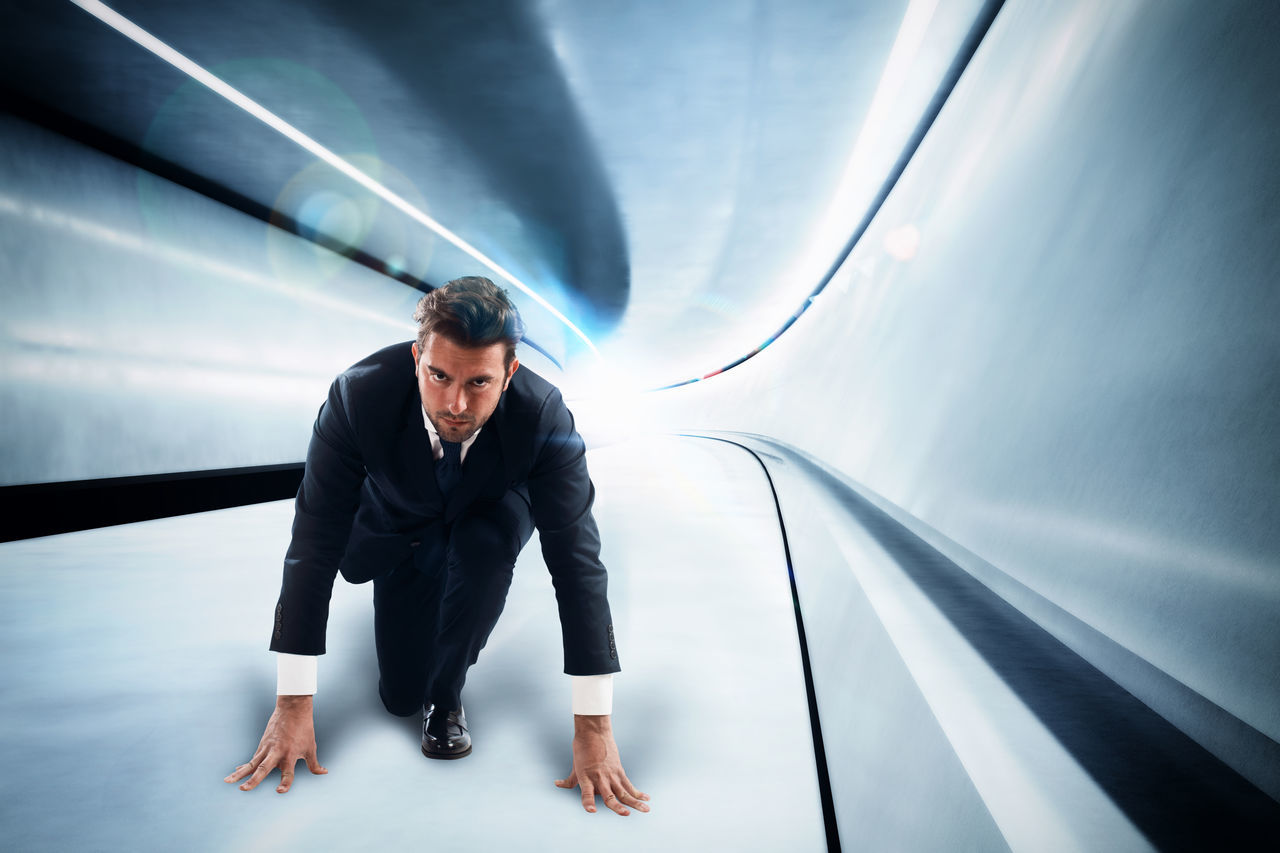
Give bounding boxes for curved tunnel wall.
[0,0,1276,843]
[653,0,1280,779]
[0,112,562,486]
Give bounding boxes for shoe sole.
[421,743,472,760]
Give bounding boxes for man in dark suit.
[226,277,648,816]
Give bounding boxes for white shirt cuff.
[278,654,608,709]
[571,674,613,715]
[276,653,317,695]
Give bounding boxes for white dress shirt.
[276,406,614,715]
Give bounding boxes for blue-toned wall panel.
[658,0,1280,781]
[0,114,557,485]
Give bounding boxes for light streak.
[0,192,412,332]
[68,0,599,356]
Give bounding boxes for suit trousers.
[373,488,536,715]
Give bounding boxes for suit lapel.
[397,394,443,512]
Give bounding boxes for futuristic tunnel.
[1,0,1278,850]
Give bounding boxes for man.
[225,276,648,817]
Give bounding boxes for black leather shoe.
[422,704,471,759]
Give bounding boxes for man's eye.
[471,379,489,388]
[430,373,447,381]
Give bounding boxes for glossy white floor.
[0,437,825,851]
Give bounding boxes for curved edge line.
[680,433,842,853]
[649,0,1008,393]
[0,87,565,370]
[66,0,597,356]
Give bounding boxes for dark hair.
[413,276,525,368]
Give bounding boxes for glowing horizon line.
[69,0,599,357]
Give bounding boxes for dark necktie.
[436,439,463,498]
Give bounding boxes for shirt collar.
[421,405,482,463]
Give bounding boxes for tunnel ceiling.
[2,0,990,387]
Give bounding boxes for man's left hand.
[555,714,650,816]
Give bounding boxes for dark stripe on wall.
[0,86,564,371]
[0,463,304,542]
[652,0,1008,391]
[0,86,435,295]
[683,434,843,853]
[755,436,1280,850]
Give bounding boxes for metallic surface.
[2,0,1279,848]
[0,440,825,850]
[657,0,1280,810]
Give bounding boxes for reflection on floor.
[0,437,825,851]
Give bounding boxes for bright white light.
[841,0,942,182]
[68,0,599,357]
[777,0,941,302]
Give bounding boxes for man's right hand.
[225,695,327,793]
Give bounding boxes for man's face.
[412,333,518,443]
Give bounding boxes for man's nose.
[448,388,467,414]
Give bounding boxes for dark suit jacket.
[269,341,619,677]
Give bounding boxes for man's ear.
[503,357,520,390]
[411,342,420,374]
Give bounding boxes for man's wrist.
[573,713,612,736]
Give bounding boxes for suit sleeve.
[270,374,365,655]
[526,389,620,676]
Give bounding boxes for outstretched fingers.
[579,779,597,813]
[224,762,255,784]
[599,786,631,816]
[226,749,324,793]
[620,774,650,806]
[240,752,280,791]
[277,766,294,794]
[225,744,265,784]
[615,785,650,813]
[304,749,327,776]
[556,763,649,816]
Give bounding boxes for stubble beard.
[430,410,481,443]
